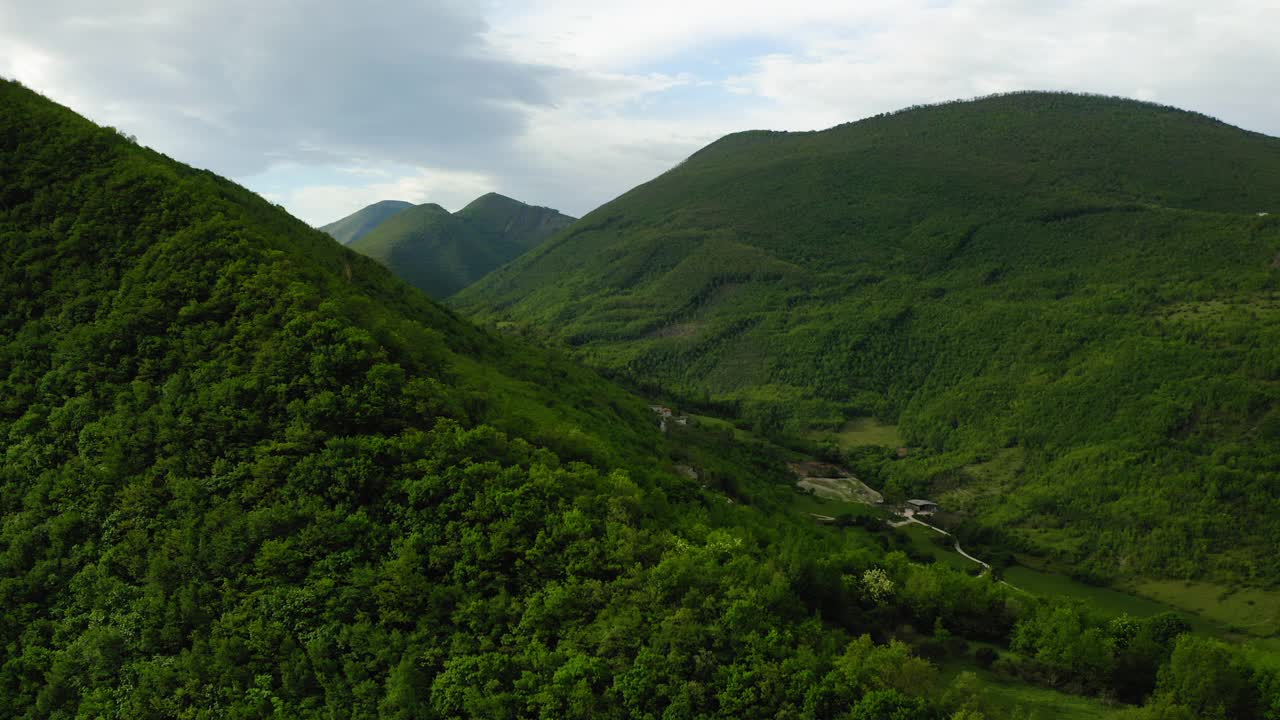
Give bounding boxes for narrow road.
[950,537,990,570]
[894,510,1026,593]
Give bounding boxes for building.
[906,499,939,514]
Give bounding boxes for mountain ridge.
[347,192,575,298]
[458,90,1280,584]
[4,78,1276,719]
[319,198,414,244]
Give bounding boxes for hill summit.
[319,199,414,244]
[346,192,575,298]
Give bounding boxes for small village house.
[907,499,939,514]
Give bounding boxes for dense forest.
[347,193,575,299]
[457,91,1280,587]
[2,79,1279,718]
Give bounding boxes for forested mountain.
[4,78,1279,719]
[348,193,574,298]
[0,77,990,719]
[457,91,1280,585]
[319,199,414,245]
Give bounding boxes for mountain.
[0,77,1044,719]
[6,79,1277,718]
[348,193,575,298]
[318,199,413,244]
[456,192,578,252]
[457,91,1280,584]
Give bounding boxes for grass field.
[690,412,768,445]
[936,546,1279,644]
[895,527,1228,636]
[1002,565,1210,628]
[1125,579,1280,637]
[938,658,1125,719]
[812,417,904,449]
[895,522,985,574]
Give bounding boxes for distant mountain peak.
[460,192,529,213]
[319,199,414,244]
[346,192,576,298]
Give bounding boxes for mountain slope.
[349,193,574,298]
[5,79,1276,719]
[318,199,413,244]
[457,91,1280,584]
[456,192,578,251]
[1,77,1038,719]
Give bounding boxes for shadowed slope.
[319,199,413,244]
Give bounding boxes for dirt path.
[895,511,1026,593]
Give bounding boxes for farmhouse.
[906,499,939,514]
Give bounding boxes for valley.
[2,77,1278,718]
[458,92,1280,597]
[755,400,1280,644]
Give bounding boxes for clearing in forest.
[791,461,884,505]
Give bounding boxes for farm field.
[1124,579,1280,637]
[938,659,1125,719]
[812,417,905,450]
[1003,566,1209,627]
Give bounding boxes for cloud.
[255,165,498,226]
[479,0,1280,215]
[716,1,1280,135]
[0,0,553,177]
[3,1,1278,225]
[491,1,1280,138]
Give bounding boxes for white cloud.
[0,0,552,176]
[714,0,1280,134]
[3,1,1278,225]
[260,167,498,226]
[492,1,1280,137]
[486,1,893,69]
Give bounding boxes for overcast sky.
[3,1,1278,225]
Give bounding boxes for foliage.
[5,79,1278,719]
[1154,635,1261,719]
[350,193,574,298]
[457,91,1280,584]
[0,76,1036,720]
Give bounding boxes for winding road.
[892,510,1026,592]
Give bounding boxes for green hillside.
[349,193,574,298]
[457,91,1280,586]
[5,78,1279,719]
[456,192,578,251]
[0,77,1029,720]
[319,199,414,245]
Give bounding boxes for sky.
[2,1,1278,226]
